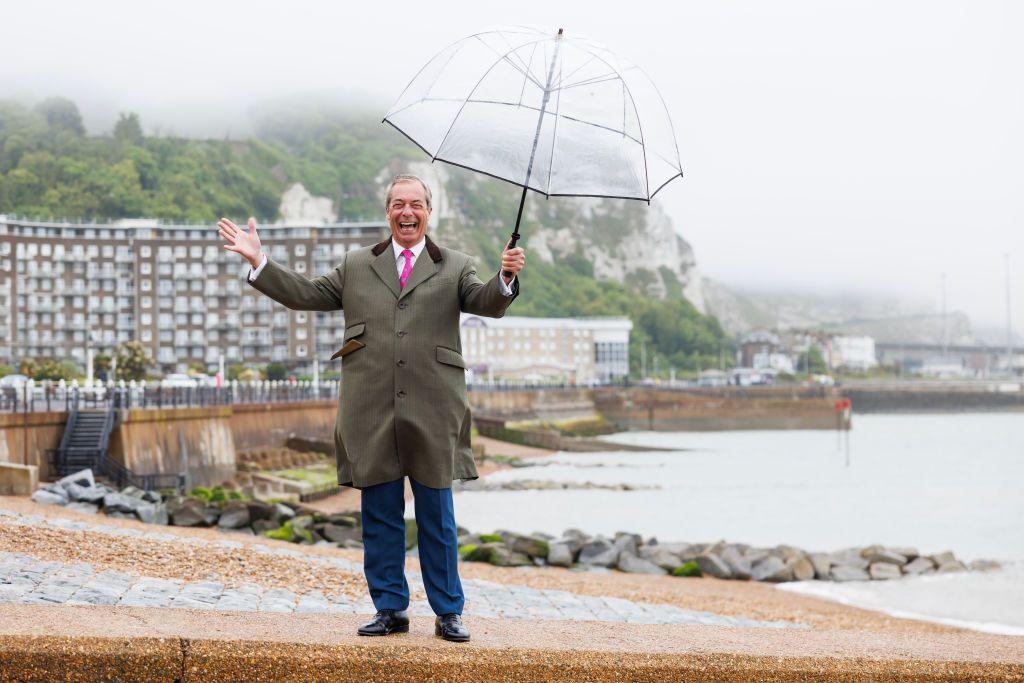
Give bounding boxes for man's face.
[386,180,431,248]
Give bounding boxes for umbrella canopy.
[385,26,682,202]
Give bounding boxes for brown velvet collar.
[371,233,443,263]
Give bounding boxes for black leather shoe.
[434,613,470,642]
[357,609,409,636]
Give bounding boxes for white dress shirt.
[248,238,516,295]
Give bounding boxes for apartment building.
[459,313,632,384]
[0,216,385,374]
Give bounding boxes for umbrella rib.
[549,55,597,91]
[518,43,539,106]
[557,73,622,91]
[473,35,544,91]
[431,38,549,161]
[545,57,564,195]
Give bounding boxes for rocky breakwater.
[456,529,1003,583]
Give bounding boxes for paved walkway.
[0,506,800,628]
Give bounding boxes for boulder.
[251,519,279,534]
[556,535,586,557]
[135,502,168,525]
[578,538,619,567]
[743,548,771,565]
[612,532,641,556]
[751,556,792,582]
[171,498,211,527]
[830,565,870,582]
[809,552,832,580]
[65,501,99,515]
[327,514,359,527]
[869,562,902,580]
[861,546,908,565]
[787,555,816,581]
[322,523,362,544]
[936,560,966,573]
[696,553,733,579]
[217,501,251,529]
[720,545,752,580]
[103,492,143,514]
[65,482,107,504]
[120,485,148,500]
[656,542,695,559]
[272,503,296,522]
[56,468,95,491]
[929,551,956,566]
[405,519,418,550]
[903,556,936,575]
[638,545,683,570]
[31,489,68,506]
[887,546,919,560]
[546,542,574,568]
[510,534,549,559]
[489,546,532,567]
[246,501,276,523]
[968,559,1001,571]
[828,549,869,570]
[618,551,667,575]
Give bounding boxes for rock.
[638,545,683,570]
[106,511,136,519]
[405,519,418,550]
[272,503,296,522]
[489,546,532,567]
[617,551,667,575]
[578,538,619,567]
[562,528,589,540]
[751,556,792,582]
[612,532,641,556]
[120,485,148,500]
[322,523,362,544]
[809,552,832,579]
[861,545,908,565]
[458,533,483,547]
[743,548,771,565]
[65,501,99,514]
[720,545,752,580]
[787,555,815,581]
[696,553,733,579]
[546,542,574,567]
[887,546,919,560]
[135,502,168,525]
[510,534,549,559]
[341,539,364,550]
[103,492,143,514]
[64,482,105,503]
[557,535,586,557]
[656,542,695,559]
[56,469,95,491]
[251,519,279,534]
[327,514,358,527]
[936,560,966,573]
[246,501,276,523]
[31,489,68,506]
[171,498,211,527]
[903,556,936,575]
[928,550,956,566]
[217,501,251,529]
[828,549,869,570]
[969,559,1001,571]
[830,565,870,582]
[869,562,902,580]
[141,490,162,503]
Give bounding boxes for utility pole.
[1007,254,1014,377]
[640,340,647,380]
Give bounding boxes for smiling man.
[217,173,524,642]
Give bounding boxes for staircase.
[53,408,116,478]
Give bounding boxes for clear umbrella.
[383,26,683,266]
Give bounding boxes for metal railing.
[0,379,341,413]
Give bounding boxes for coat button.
[397,302,407,309]
[397,360,406,367]
[397,390,406,398]
[397,330,406,337]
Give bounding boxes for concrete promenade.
[1,498,1022,681]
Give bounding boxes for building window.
[140,279,152,291]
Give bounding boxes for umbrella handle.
[502,185,527,278]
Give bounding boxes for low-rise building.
[459,314,632,384]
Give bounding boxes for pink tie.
[399,249,414,289]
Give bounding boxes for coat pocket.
[436,345,467,369]
[331,322,366,360]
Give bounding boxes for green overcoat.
[247,234,519,489]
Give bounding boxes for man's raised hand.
[218,217,263,269]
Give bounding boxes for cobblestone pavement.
[0,507,806,629]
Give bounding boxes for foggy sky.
[3,0,1022,330]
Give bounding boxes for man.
[216,174,524,642]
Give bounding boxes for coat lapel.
[370,238,402,300]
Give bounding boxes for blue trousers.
[360,476,464,616]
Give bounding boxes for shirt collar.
[392,236,426,261]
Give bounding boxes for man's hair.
[385,174,432,211]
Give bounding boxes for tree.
[113,112,143,145]
[34,97,85,136]
[798,346,828,375]
[265,362,287,381]
[0,364,14,377]
[114,341,154,381]
[94,352,112,377]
